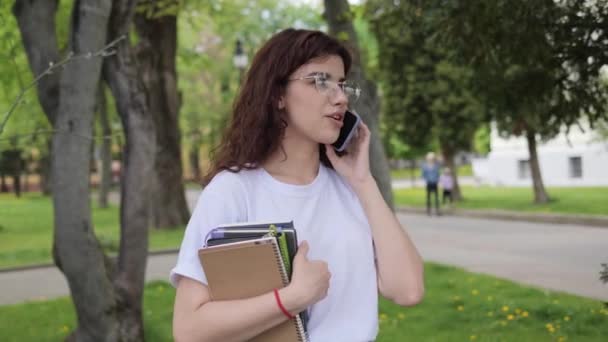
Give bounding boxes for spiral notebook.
[198,236,308,342]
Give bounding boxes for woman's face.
[280,55,349,148]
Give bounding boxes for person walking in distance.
[421,152,440,216]
[439,167,454,207]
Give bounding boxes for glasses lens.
[342,82,361,102]
[312,77,361,102]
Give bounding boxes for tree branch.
[0,35,126,137]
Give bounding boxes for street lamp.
[232,39,248,83]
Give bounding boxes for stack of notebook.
[198,221,308,342]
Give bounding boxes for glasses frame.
[288,74,361,102]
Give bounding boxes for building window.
[518,159,530,179]
[569,156,582,178]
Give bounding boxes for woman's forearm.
[174,286,304,342]
[353,176,425,306]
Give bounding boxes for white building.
[472,123,608,186]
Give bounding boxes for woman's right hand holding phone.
[280,241,331,314]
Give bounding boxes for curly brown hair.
[203,28,352,185]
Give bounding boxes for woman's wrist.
[350,174,376,197]
[277,285,307,316]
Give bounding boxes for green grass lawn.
[394,186,608,216]
[0,193,186,269]
[391,164,473,180]
[1,263,606,341]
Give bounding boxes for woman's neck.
[263,138,320,185]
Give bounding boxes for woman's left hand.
[325,122,373,188]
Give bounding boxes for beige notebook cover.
[198,237,307,342]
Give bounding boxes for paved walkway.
[2,213,607,306]
[402,213,608,301]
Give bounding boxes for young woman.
[171,28,424,342]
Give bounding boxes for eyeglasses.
[288,74,361,103]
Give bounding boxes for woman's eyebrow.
[305,71,346,81]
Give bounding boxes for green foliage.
[177,0,324,165]
[351,4,380,81]
[136,0,181,19]
[0,0,71,156]
[0,8,49,151]
[365,1,484,159]
[473,124,491,155]
[394,186,608,216]
[2,267,607,341]
[440,0,608,140]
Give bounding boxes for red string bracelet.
[273,288,295,319]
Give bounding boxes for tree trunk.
[0,174,7,192]
[39,139,52,195]
[12,0,60,126]
[13,0,60,196]
[134,13,189,229]
[97,83,112,209]
[409,158,416,187]
[103,0,157,339]
[440,146,462,201]
[189,143,201,183]
[324,0,394,209]
[16,0,151,340]
[525,129,550,204]
[49,1,120,341]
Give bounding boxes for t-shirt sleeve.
[169,173,246,287]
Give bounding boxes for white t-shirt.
[170,164,378,342]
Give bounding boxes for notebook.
[205,221,298,276]
[198,237,308,342]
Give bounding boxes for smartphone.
[332,110,361,152]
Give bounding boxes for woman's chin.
[320,132,340,145]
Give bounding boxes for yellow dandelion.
[471,289,479,295]
[61,326,69,333]
[380,313,388,321]
[487,296,494,301]
[398,313,406,320]
[546,323,554,329]
[548,327,555,333]
[563,316,570,321]
[470,335,477,341]
[522,311,529,318]
[557,336,566,342]
[453,295,461,301]
[507,314,514,321]
[502,306,509,312]
[458,305,465,311]
[515,308,522,314]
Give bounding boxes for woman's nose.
[329,84,348,106]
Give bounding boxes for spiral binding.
[270,239,309,342]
